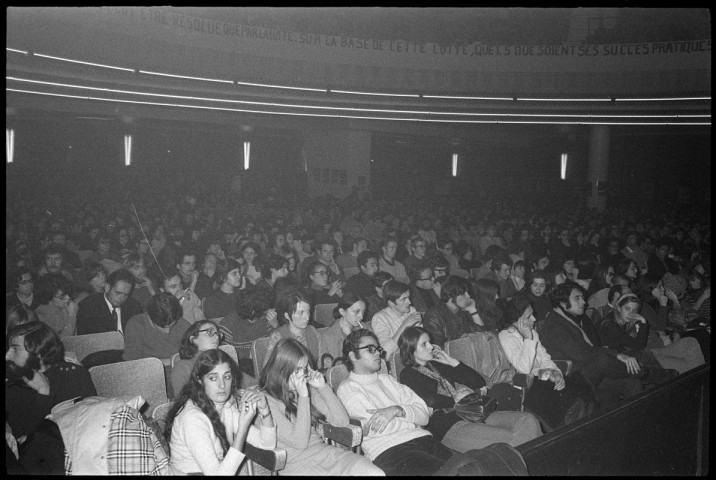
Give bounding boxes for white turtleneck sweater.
[336,371,431,461]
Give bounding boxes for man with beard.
[5,322,96,440]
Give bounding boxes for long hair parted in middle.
[164,348,242,455]
[474,278,503,331]
[258,338,326,427]
[398,325,430,368]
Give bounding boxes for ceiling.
[6,7,711,149]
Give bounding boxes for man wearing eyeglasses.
[337,329,453,476]
[6,267,41,313]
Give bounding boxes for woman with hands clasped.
[260,338,384,475]
[399,326,542,452]
[165,349,276,475]
[499,296,595,430]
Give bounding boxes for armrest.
[242,443,287,473]
[316,422,363,448]
[553,359,573,377]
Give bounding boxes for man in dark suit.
[76,269,143,335]
[538,282,643,409]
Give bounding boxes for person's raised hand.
[290,370,309,398]
[265,309,279,329]
[306,366,326,389]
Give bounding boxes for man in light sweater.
[337,329,454,476]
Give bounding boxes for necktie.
[111,307,119,331]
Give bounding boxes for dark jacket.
[76,292,143,335]
[400,361,485,441]
[539,309,631,388]
[423,303,472,348]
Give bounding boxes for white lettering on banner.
[107,7,710,59]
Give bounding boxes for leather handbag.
[453,392,498,423]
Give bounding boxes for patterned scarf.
[416,362,458,400]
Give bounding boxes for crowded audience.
[5,178,710,474]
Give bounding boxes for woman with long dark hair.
[522,269,553,324]
[259,338,383,475]
[472,278,503,331]
[165,349,276,475]
[399,326,542,451]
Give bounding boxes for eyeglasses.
[357,344,384,355]
[54,292,70,300]
[197,328,220,337]
[18,279,33,285]
[417,277,432,282]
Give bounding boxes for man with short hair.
[335,237,368,270]
[479,223,505,256]
[76,269,143,335]
[423,275,480,348]
[472,244,504,282]
[50,231,82,269]
[402,237,428,277]
[6,266,41,313]
[603,237,626,267]
[371,280,422,360]
[337,329,453,476]
[365,271,392,325]
[297,239,344,285]
[122,292,191,364]
[37,244,75,284]
[379,237,409,284]
[175,247,198,291]
[484,252,513,298]
[202,258,243,319]
[621,231,648,274]
[539,283,643,409]
[345,250,379,299]
[6,322,96,439]
[159,268,205,325]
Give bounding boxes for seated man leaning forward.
[122,292,191,365]
[337,329,454,476]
